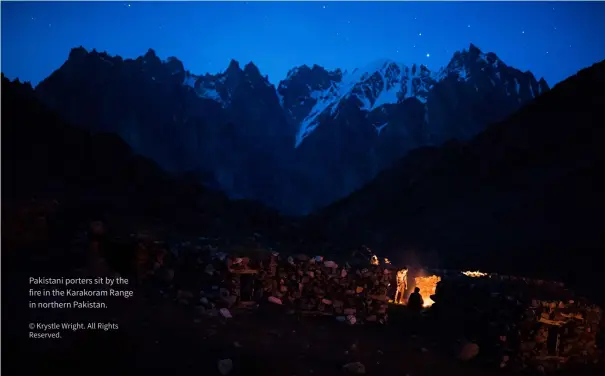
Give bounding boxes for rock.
[268,296,282,305]
[194,305,206,315]
[219,308,232,319]
[458,342,480,361]
[343,362,366,374]
[218,359,233,375]
[221,295,237,307]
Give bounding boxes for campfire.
[413,275,440,307]
[370,255,379,265]
[462,270,488,278]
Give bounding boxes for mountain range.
[34,43,549,215]
[4,46,605,297]
[305,59,605,292]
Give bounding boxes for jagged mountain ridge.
[304,59,605,276]
[34,43,549,215]
[184,43,548,147]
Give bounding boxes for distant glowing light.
[426,53,430,58]
[462,271,488,278]
[418,32,422,36]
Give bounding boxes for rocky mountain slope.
[35,44,548,215]
[2,75,287,243]
[303,60,605,293]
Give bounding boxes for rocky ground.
[4,227,603,376]
[3,277,504,376]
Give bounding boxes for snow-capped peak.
[291,59,438,147]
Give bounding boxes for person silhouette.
[395,267,408,304]
[407,287,424,312]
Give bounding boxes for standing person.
[395,267,408,304]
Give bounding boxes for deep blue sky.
[2,1,605,87]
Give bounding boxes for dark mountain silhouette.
[304,60,605,296]
[34,44,547,215]
[1,74,287,243]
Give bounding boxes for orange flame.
[414,275,440,307]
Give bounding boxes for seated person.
[407,287,424,311]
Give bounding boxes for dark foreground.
[3,293,504,376]
[4,254,603,376]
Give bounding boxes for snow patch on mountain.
[375,122,388,135]
[294,59,443,147]
[172,43,550,149]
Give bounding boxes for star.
[127,3,131,7]
[48,23,52,27]
[467,24,471,28]
[426,53,430,58]
[521,30,525,34]
[546,51,549,54]
[413,45,416,48]
[418,32,422,36]
[322,5,326,9]
[396,49,400,53]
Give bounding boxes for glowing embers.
[462,271,488,278]
[414,275,440,307]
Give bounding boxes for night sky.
[2,1,605,87]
